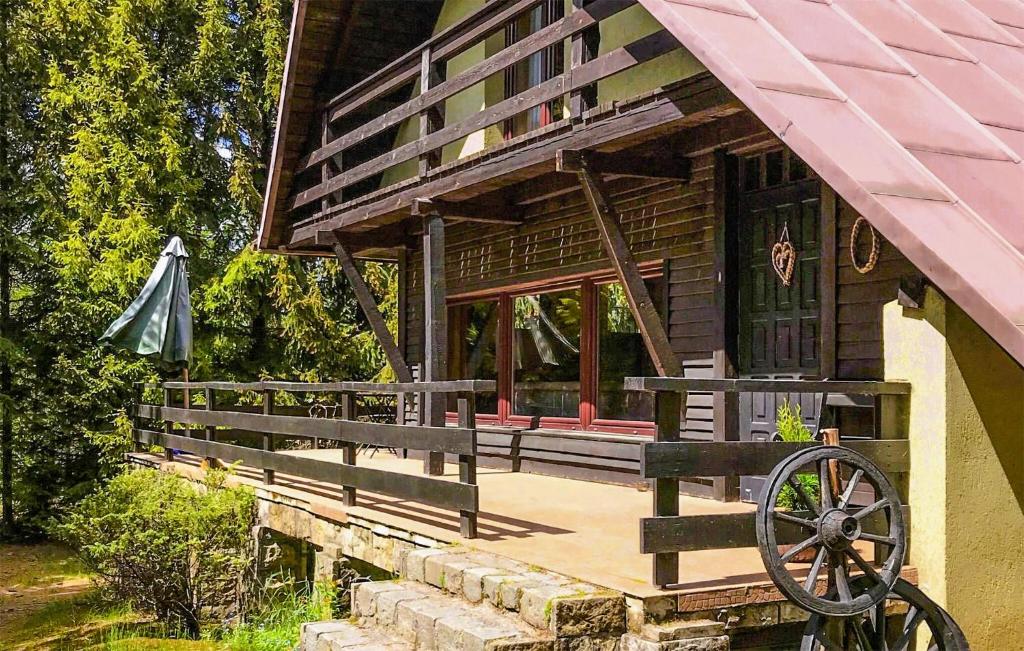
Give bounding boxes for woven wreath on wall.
[850,216,880,274]
[771,224,796,287]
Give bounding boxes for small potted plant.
[774,399,820,563]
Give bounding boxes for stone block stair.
[620,620,730,650]
[300,546,629,650]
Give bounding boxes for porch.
[130,448,761,600]
[129,377,914,627]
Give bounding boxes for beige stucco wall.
[380,1,705,188]
[884,287,1024,650]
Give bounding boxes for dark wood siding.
[397,111,924,486]
[836,199,918,379]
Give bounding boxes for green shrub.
[774,400,820,510]
[53,468,256,639]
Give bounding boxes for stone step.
[301,619,413,650]
[620,619,730,651]
[352,580,555,650]
[395,547,626,639]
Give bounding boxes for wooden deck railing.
[623,377,912,587]
[132,380,496,538]
[289,0,685,228]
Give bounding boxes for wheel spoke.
[774,510,816,530]
[819,459,835,510]
[838,469,864,509]
[804,547,828,592]
[832,553,853,602]
[854,498,889,521]
[813,626,845,651]
[788,476,821,516]
[859,531,898,546]
[780,534,820,564]
[851,616,874,650]
[892,606,926,651]
[846,547,886,583]
[872,600,888,650]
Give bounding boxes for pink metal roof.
[639,0,1024,367]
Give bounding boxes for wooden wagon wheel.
[756,447,906,617]
[801,577,970,650]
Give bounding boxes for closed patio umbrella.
[100,236,193,372]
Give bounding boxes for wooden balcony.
[274,0,739,254]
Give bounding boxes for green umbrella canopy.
[100,236,193,369]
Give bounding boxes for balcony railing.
[132,380,496,538]
[624,377,912,587]
[286,0,687,238]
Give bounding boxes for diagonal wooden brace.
[332,238,415,384]
[558,149,683,378]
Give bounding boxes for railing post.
[163,386,174,462]
[569,0,599,118]
[132,382,145,453]
[339,391,358,506]
[457,392,478,539]
[204,388,218,469]
[418,46,443,176]
[262,388,275,485]
[652,389,681,587]
[875,393,909,561]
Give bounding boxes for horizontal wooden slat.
[640,506,907,553]
[140,406,475,455]
[326,0,546,119]
[135,430,477,513]
[641,440,910,478]
[154,380,495,394]
[624,377,911,395]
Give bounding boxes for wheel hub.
[818,508,861,550]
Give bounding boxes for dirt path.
[0,543,93,647]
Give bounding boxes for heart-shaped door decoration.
[771,225,796,287]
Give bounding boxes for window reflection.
[597,279,663,422]
[449,301,499,415]
[513,289,581,419]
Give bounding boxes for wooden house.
[135,0,1024,648]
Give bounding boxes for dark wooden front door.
[736,162,823,502]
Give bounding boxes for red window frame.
[446,265,664,435]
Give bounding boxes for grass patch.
[2,543,339,651]
[217,581,337,651]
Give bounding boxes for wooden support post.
[558,149,683,378]
[163,387,174,461]
[332,239,415,383]
[874,394,908,562]
[133,382,144,453]
[397,248,408,426]
[457,392,478,539]
[712,149,740,502]
[204,388,219,469]
[422,213,448,475]
[652,390,682,587]
[262,389,275,485]
[339,392,358,506]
